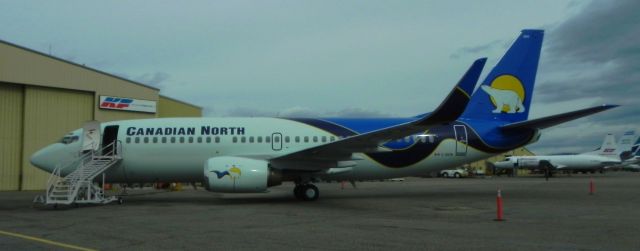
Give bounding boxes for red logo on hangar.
[101,97,134,109]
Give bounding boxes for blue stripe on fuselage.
[288,117,535,151]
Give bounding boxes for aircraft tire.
[454,172,461,178]
[301,184,319,201]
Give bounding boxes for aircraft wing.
[270,58,486,165]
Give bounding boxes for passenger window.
[180,137,185,143]
[249,136,254,143]
[162,137,167,143]
[304,136,309,143]
[215,137,220,143]
[257,136,262,143]
[206,137,211,143]
[188,137,194,143]
[266,137,271,143]
[313,136,318,142]
[330,136,336,142]
[285,136,290,143]
[197,137,202,143]
[135,137,140,144]
[241,137,246,143]
[171,137,176,143]
[153,137,158,143]
[233,137,237,143]
[126,137,131,144]
[321,136,327,142]
[274,136,280,143]
[295,136,300,143]
[143,137,149,143]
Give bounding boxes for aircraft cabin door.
[271,133,283,151]
[82,120,101,153]
[453,125,468,156]
[103,125,119,155]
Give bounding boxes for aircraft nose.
[30,146,55,173]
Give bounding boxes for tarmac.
[1,172,639,251]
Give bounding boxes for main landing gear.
[293,183,319,201]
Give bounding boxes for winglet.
[500,104,619,130]
[416,58,486,125]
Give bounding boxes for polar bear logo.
[480,85,525,114]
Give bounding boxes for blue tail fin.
[461,29,544,123]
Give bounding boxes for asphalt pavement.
[1,172,639,250]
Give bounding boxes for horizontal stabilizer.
[500,104,618,130]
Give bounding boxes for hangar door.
[0,83,23,191]
[21,86,93,190]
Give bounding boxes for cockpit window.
[60,135,80,144]
[503,157,511,161]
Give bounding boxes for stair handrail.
[66,141,120,201]
[45,163,63,201]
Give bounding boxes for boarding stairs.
[34,141,122,206]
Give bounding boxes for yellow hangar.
[0,39,202,191]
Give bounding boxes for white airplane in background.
[623,150,640,171]
[31,30,618,202]
[615,135,640,171]
[493,130,637,174]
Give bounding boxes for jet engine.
[203,156,282,193]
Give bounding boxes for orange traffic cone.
[495,188,504,221]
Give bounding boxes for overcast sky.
[1,0,637,154]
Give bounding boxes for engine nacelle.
[203,156,282,193]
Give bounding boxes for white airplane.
[623,150,640,171]
[615,135,640,171]
[30,30,618,201]
[493,131,637,174]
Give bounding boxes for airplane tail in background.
[618,130,637,151]
[618,130,638,160]
[582,134,620,159]
[597,134,618,158]
[632,137,640,156]
[461,29,544,123]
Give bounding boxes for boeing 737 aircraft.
[493,131,637,174]
[31,30,618,202]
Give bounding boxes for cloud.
[450,40,506,59]
[224,106,390,118]
[133,72,171,89]
[537,0,640,104]
[332,107,391,118]
[224,107,276,117]
[528,0,640,153]
[278,106,319,117]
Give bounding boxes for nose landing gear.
[293,183,319,201]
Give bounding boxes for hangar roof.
[0,39,159,91]
[160,95,203,109]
